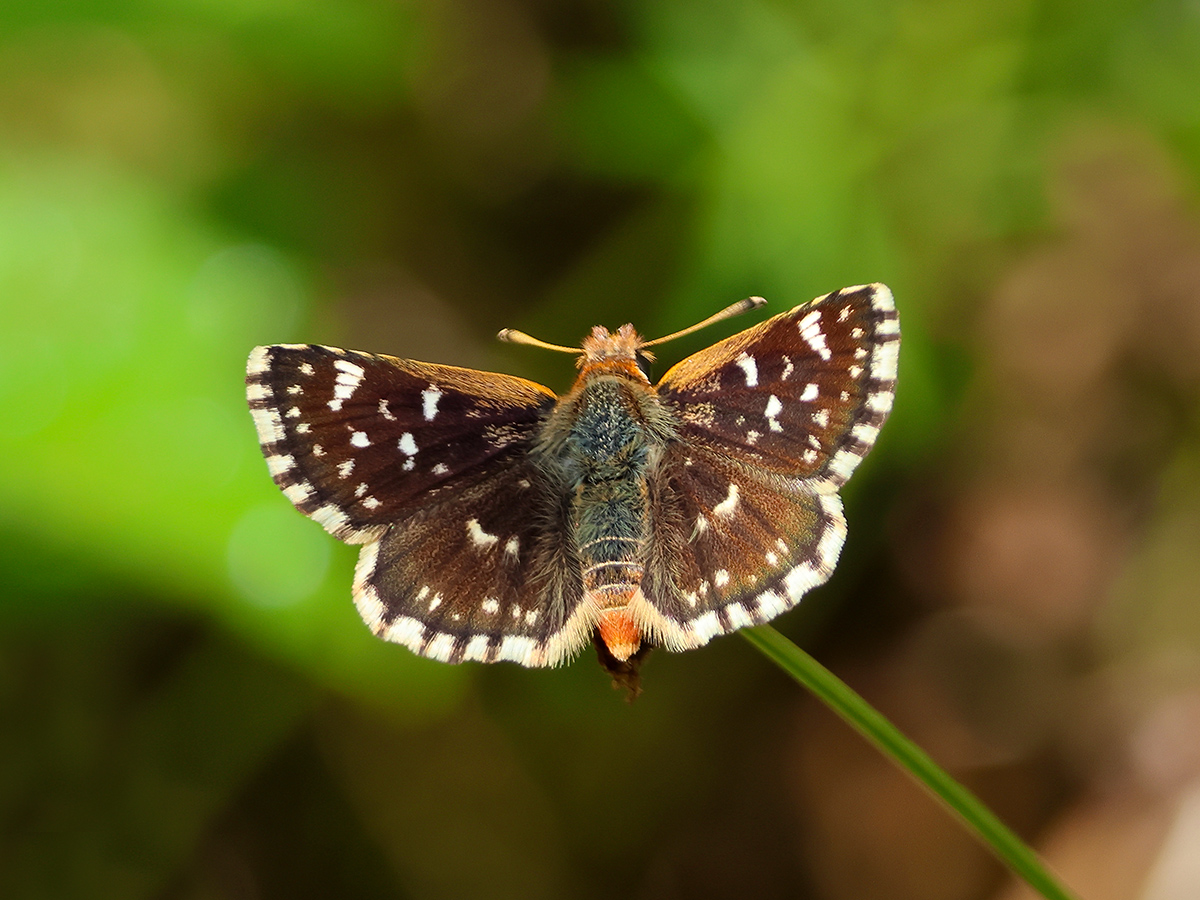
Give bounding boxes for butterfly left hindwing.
[353,451,590,666]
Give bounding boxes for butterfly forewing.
[657,284,899,486]
[246,344,556,542]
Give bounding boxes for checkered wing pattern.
[638,284,899,647]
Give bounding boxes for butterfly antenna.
[496,328,582,354]
[642,296,767,348]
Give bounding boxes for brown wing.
[657,284,899,486]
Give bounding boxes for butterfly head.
[498,296,769,384]
[579,324,654,381]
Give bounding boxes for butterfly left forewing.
[246,344,556,542]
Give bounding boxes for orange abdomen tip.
[597,608,642,662]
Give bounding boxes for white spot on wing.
[250,405,285,444]
[424,633,456,662]
[246,347,271,377]
[482,598,499,614]
[329,360,365,412]
[496,635,537,664]
[398,432,418,456]
[798,310,831,360]
[350,431,370,447]
[715,569,730,588]
[765,394,784,432]
[801,382,819,402]
[713,483,740,517]
[338,459,354,478]
[467,518,499,548]
[812,409,830,428]
[312,503,349,534]
[688,611,721,644]
[725,603,752,629]
[379,399,396,421]
[866,392,893,415]
[463,635,492,661]
[422,385,443,421]
[735,354,758,387]
[283,480,314,505]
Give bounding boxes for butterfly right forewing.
[657,284,899,486]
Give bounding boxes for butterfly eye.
[635,351,654,380]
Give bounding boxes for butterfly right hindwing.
[638,443,846,649]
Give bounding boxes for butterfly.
[246,284,898,682]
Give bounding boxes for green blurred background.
[3,1,1200,898]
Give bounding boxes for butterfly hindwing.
[246,344,557,542]
[657,284,899,486]
[352,453,591,667]
[638,444,846,649]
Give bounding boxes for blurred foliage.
[2,1,1200,898]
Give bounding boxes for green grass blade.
[742,625,1077,900]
